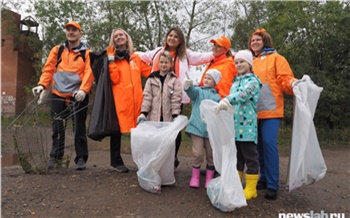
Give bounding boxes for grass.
[3,109,348,158]
[90,126,349,158]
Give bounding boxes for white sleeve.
[138,47,163,64]
[186,49,214,66]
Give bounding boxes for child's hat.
[206,69,222,85]
[234,50,253,66]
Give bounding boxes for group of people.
[32,21,301,201]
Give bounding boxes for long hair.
[109,28,134,53]
[164,27,187,60]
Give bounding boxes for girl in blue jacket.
[183,69,222,189]
[217,50,261,200]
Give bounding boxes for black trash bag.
[88,51,119,141]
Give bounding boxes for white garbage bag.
[288,75,327,191]
[200,99,247,212]
[131,115,188,194]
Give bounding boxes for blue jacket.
[185,85,221,138]
[226,73,261,144]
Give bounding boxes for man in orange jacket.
[32,21,94,171]
[199,36,237,98]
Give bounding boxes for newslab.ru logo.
[278,210,345,218]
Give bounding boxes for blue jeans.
[257,118,281,190]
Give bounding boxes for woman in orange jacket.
[249,28,300,200]
[104,28,151,173]
[199,36,238,98]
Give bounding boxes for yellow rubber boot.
[244,174,259,200]
[238,171,243,182]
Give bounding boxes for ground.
[1,144,349,217]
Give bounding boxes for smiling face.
[65,26,82,44]
[211,43,227,58]
[234,58,251,75]
[113,30,128,49]
[250,35,264,54]
[159,55,172,74]
[166,30,180,50]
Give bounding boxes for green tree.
[231,1,350,129]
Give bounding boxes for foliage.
[3,1,350,130]
[231,1,350,129]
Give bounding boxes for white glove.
[137,114,147,124]
[74,90,86,102]
[32,85,44,96]
[216,98,232,112]
[183,79,193,90]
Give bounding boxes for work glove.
[74,90,86,102]
[137,114,147,124]
[32,85,44,96]
[292,79,302,88]
[183,79,193,90]
[106,45,116,61]
[216,98,232,112]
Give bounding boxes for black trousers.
[110,132,124,167]
[175,103,184,159]
[236,141,259,174]
[50,94,89,164]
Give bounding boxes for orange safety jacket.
[38,42,94,99]
[199,54,237,98]
[108,53,151,133]
[253,51,296,119]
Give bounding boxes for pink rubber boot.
[189,167,200,188]
[205,169,215,189]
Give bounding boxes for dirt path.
[1,147,349,217]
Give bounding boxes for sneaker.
[76,157,86,171]
[257,181,267,190]
[264,188,277,200]
[113,165,129,173]
[47,158,60,170]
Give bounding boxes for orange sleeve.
[275,55,296,95]
[140,60,152,78]
[108,62,121,85]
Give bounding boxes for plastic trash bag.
[200,99,247,212]
[131,115,188,194]
[88,51,119,141]
[288,75,326,191]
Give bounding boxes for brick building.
[1,9,41,115]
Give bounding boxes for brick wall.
[1,9,38,115]
[1,10,20,115]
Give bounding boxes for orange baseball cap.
[64,21,82,31]
[210,36,231,50]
